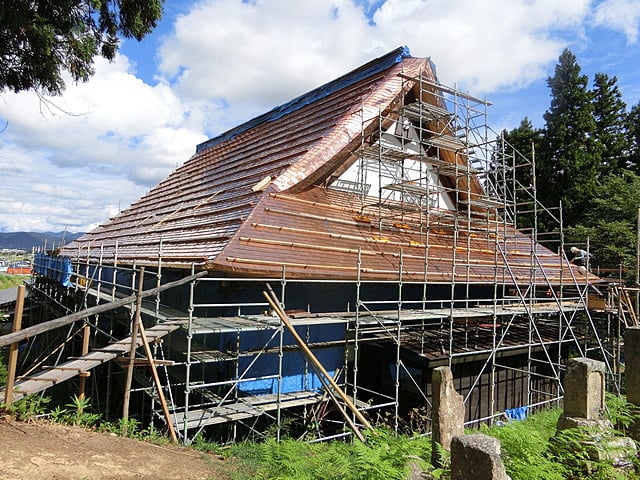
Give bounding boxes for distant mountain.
[0,231,84,251]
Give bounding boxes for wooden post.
[77,323,91,414]
[5,285,25,406]
[122,268,144,423]
[263,285,375,433]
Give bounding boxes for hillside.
[0,232,83,251]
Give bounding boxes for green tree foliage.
[626,102,640,172]
[539,48,599,227]
[0,0,164,95]
[499,118,544,230]
[503,49,639,273]
[592,73,628,176]
[565,172,640,275]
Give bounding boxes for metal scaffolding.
[3,73,628,445]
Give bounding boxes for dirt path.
[0,417,233,480]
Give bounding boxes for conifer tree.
[591,73,627,176]
[565,172,640,275]
[626,102,640,172]
[0,0,164,95]
[539,49,598,228]
[499,118,543,230]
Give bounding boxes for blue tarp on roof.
[196,46,412,153]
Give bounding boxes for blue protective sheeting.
[217,322,345,396]
[196,46,412,153]
[505,406,528,421]
[34,253,73,287]
[237,347,342,396]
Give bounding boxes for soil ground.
[0,416,233,480]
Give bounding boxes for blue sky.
[1,0,640,233]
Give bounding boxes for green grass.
[0,273,26,290]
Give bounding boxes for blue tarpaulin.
[216,322,345,396]
[34,253,73,287]
[505,406,528,421]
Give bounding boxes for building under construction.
[0,47,629,444]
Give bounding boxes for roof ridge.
[195,46,412,153]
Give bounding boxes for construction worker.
[569,246,591,267]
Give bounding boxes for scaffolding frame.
[12,72,627,444]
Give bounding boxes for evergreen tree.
[0,0,164,95]
[626,102,640,173]
[591,73,627,176]
[499,118,544,230]
[565,172,640,278]
[540,49,599,228]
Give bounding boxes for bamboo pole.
[262,285,375,433]
[4,285,25,406]
[311,363,365,442]
[77,323,91,414]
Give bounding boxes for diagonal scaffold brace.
[262,283,375,442]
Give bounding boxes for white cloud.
[592,0,640,43]
[158,0,593,122]
[0,144,128,232]
[373,0,591,92]
[1,0,636,233]
[0,54,206,232]
[158,0,379,132]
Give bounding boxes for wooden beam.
[4,285,25,406]
[137,320,178,443]
[0,270,207,348]
[263,285,375,435]
[78,323,91,408]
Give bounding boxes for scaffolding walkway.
[2,322,181,402]
[171,390,325,429]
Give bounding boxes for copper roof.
[60,47,593,286]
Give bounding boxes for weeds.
[63,395,101,427]
[549,426,633,479]
[606,393,640,434]
[4,394,640,479]
[2,394,50,421]
[482,408,567,480]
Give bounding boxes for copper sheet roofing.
[60,47,592,285]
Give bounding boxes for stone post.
[558,357,609,430]
[625,326,640,406]
[431,366,464,466]
[450,434,510,480]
